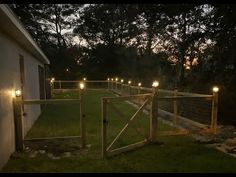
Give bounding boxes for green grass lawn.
[2,90,236,173]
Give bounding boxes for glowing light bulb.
[15,89,22,97]
[79,82,85,89]
[152,81,159,88]
[213,86,219,93]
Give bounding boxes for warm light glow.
[138,83,142,87]
[15,89,22,97]
[128,80,131,84]
[152,81,159,88]
[50,77,55,83]
[121,79,124,83]
[213,86,219,93]
[66,68,69,72]
[107,78,110,81]
[111,78,114,81]
[79,82,85,89]
[83,77,86,81]
[115,78,118,81]
[11,90,15,98]
[186,66,191,70]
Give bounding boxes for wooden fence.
[51,80,218,134]
[12,89,86,151]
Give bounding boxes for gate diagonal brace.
[106,98,151,152]
[108,101,147,139]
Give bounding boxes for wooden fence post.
[211,90,219,134]
[129,85,131,95]
[149,87,158,142]
[102,98,107,158]
[59,80,61,89]
[107,80,110,90]
[80,88,86,148]
[111,80,113,90]
[13,96,24,150]
[173,88,178,125]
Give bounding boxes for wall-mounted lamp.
[15,89,22,97]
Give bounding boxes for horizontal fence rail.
[22,99,81,105]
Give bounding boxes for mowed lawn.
[2,90,236,173]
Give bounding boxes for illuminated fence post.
[120,79,124,95]
[111,78,114,90]
[12,89,24,150]
[107,78,110,90]
[211,86,219,134]
[102,98,108,158]
[115,78,118,91]
[79,82,86,148]
[150,81,159,142]
[138,83,142,94]
[173,88,178,125]
[128,80,131,95]
[59,80,62,89]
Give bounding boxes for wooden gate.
[101,93,158,157]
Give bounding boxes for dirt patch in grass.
[23,138,85,158]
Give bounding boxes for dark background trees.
[10,4,236,125]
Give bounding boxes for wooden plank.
[211,92,218,134]
[102,98,107,158]
[157,95,213,100]
[103,93,152,101]
[107,139,148,156]
[80,89,86,148]
[158,130,189,136]
[24,136,81,141]
[173,89,178,125]
[106,98,150,151]
[177,91,212,97]
[150,88,158,142]
[13,97,24,151]
[22,99,81,105]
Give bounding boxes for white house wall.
[0,31,43,169]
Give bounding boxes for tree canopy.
[10,3,236,124]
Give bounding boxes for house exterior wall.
[0,31,43,169]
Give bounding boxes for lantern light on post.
[115,78,118,81]
[83,77,86,81]
[138,83,142,87]
[79,82,85,90]
[15,89,22,97]
[152,81,159,88]
[128,80,131,85]
[121,79,124,83]
[211,86,219,134]
[107,78,110,81]
[213,86,219,93]
[111,78,114,81]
